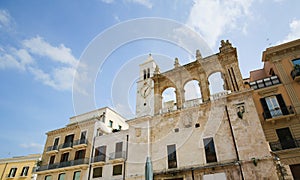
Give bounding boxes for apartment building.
[0,154,40,180]
[248,39,300,179]
[36,107,128,180]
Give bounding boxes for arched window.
[143,69,147,80]
[147,68,150,78]
[209,72,228,100]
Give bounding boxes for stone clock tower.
[136,54,156,117]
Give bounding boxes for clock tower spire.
[136,54,156,117]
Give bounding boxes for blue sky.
[0,0,300,158]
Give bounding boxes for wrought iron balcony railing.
[46,145,58,152]
[249,75,280,90]
[73,139,88,146]
[58,142,73,149]
[36,158,89,172]
[269,138,300,151]
[92,155,106,163]
[263,105,294,120]
[109,151,126,160]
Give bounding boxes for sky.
[0,0,300,158]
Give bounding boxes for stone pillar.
[199,73,210,102]
[175,88,182,109]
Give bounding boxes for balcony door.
[276,128,295,149]
[265,96,282,117]
[115,142,123,158]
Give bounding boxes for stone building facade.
[248,39,300,179]
[123,40,278,180]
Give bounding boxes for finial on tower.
[196,49,202,60]
[174,57,180,68]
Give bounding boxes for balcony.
[92,155,106,163]
[46,145,58,153]
[36,158,89,172]
[263,105,295,121]
[58,142,73,151]
[210,90,231,100]
[249,75,280,90]
[73,139,88,148]
[183,98,202,109]
[160,105,177,114]
[269,138,300,151]
[291,68,300,81]
[109,151,126,161]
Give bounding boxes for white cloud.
[128,0,152,8]
[277,19,300,44]
[100,0,114,3]
[100,0,152,8]
[23,36,78,67]
[186,0,253,48]
[0,53,24,70]
[0,9,12,29]
[20,142,43,152]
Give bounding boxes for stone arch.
[161,87,177,113]
[208,72,226,95]
[183,80,202,108]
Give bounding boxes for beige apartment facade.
[0,154,40,180]
[36,107,128,180]
[249,39,300,179]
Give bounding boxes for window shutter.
[276,94,288,115]
[260,98,271,119]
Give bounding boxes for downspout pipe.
[123,135,129,180]
[225,105,245,180]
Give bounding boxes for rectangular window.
[75,149,86,160]
[109,120,113,127]
[112,164,122,176]
[95,145,106,161]
[292,58,300,66]
[80,131,87,141]
[45,175,52,180]
[115,142,123,158]
[8,167,17,177]
[276,128,296,150]
[93,167,103,178]
[54,137,59,146]
[49,155,55,164]
[64,134,74,147]
[21,166,29,176]
[260,94,289,119]
[58,173,66,180]
[204,137,217,163]
[60,152,69,162]
[167,144,177,169]
[73,171,81,180]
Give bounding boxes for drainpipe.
[191,169,195,180]
[123,135,129,180]
[225,105,244,180]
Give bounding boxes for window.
[58,173,66,180]
[75,149,86,160]
[112,164,122,176]
[73,171,81,180]
[95,145,106,162]
[45,175,52,180]
[292,58,300,66]
[143,69,147,80]
[290,164,300,179]
[64,134,74,147]
[53,137,59,149]
[260,94,290,119]
[80,131,87,142]
[115,142,123,158]
[49,155,55,164]
[167,144,177,169]
[60,152,69,162]
[21,166,29,176]
[93,167,103,178]
[203,137,217,163]
[109,120,113,128]
[118,125,122,130]
[8,167,17,177]
[276,128,296,150]
[147,68,150,78]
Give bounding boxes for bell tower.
[136,54,156,117]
